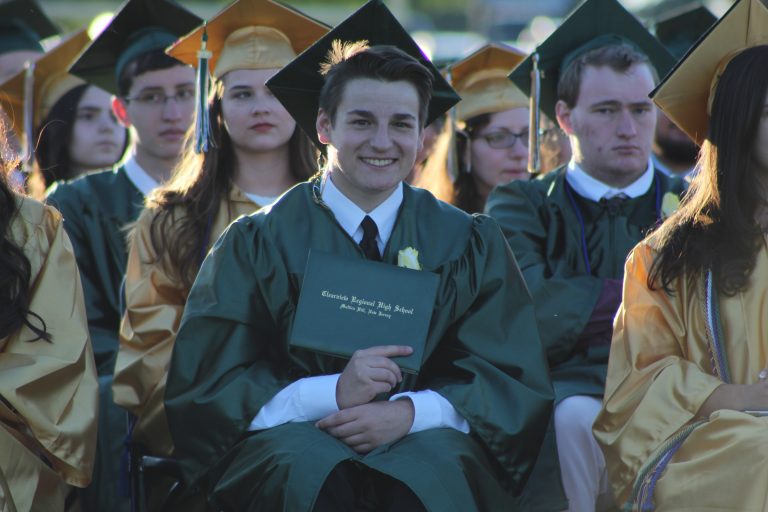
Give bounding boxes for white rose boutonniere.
[397,247,422,270]
[661,192,681,219]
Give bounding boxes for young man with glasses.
[45,2,200,511]
[486,0,686,510]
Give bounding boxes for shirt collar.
[123,152,160,197]
[565,158,654,202]
[321,172,403,252]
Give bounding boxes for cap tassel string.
[195,26,215,154]
[444,69,460,180]
[22,61,35,174]
[527,52,541,175]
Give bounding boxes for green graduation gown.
[47,165,144,512]
[165,179,554,512]
[47,165,144,375]
[485,166,686,511]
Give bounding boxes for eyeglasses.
[125,88,195,106]
[475,130,529,149]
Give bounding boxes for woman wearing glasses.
[416,43,530,213]
[112,3,327,505]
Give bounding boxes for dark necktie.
[600,194,627,215]
[359,215,382,261]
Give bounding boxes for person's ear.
[112,97,131,128]
[316,108,332,145]
[555,100,574,135]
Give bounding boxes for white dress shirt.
[565,158,654,201]
[249,173,470,434]
[123,152,160,196]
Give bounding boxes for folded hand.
[316,399,415,454]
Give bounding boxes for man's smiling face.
[317,77,424,210]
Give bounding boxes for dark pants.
[313,460,426,512]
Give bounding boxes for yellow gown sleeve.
[0,199,98,488]
[113,208,186,456]
[593,241,723,503]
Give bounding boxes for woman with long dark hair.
[0,122,98,509]
[112,0,327,467]
[34,82,127,187]
[416,43,530,213]
[593,2,768,508]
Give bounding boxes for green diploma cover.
[290,250,439,374]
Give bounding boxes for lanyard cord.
[564,174,661,276]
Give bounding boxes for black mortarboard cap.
[266,0,460,149]
[654,4,717,60]
[509,0,675,123]
[69,0,202,95]
[0,0,59,54]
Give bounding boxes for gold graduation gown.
[0,198,98,512]
[593,237,768,511]
[113,186,258,456]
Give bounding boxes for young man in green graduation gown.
[45,1,201,510]
[164,2,553,511]
[486,0,686,510]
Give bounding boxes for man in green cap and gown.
[486,0,686,510]
[164,2,554,511]
[45,1,201,510]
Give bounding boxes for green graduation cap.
[509,0,675,173]
[654,4,717,60]
[0,0,59,54]
[68,0,202,96]
[266,0,460,149]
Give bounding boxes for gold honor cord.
[22,61,35,174]
[527,52,541,175]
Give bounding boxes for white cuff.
[297,373,341,420]
[390,389,470,434]
[248,374,340,431]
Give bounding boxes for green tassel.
[195,26,215,154]
[527,52,541,175]
[444,69,460,180]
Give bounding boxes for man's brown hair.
[557,44,657,107]
[318,41,433,128]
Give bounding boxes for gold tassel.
[527,52,541,175]
[22,60,35,174]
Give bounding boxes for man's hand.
[336,345,412,409]
[316,399,415,454]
